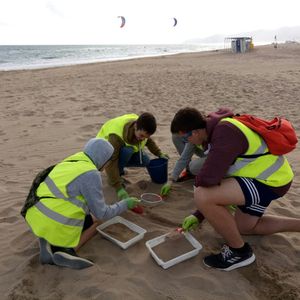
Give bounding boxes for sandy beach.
[0,43,300,300]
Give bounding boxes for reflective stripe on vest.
[223,117,293,186]
[35,201,84,227]
[257,155,285,180]
[227,139,268,174]
[44,176,89,214]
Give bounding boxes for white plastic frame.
[97,216,147,249]
[145,232,202,269]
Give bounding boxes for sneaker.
[176,169,195,182]
[39,238,54,265]
[52,248,94,270]
[203,243,255,271]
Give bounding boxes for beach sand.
[0,44,299,300]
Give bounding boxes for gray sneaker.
[39,238,54,265]
[52,248,94,270]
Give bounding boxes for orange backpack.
[233,114,298,155]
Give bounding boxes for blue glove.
[182,215,199,231]
[117,188,129,200]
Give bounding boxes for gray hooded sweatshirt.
[66,138,128,220]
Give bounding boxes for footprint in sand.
[0,185,8,193]
[9,230,36,253]
[79,124,96,132]
[53,120,64,124]
[78,286,102,298]
[0,216,18,224]
[239,264,299,299]
[7,278,36,300]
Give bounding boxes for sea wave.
[0,44,223,71]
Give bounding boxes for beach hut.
[224,37,253,53]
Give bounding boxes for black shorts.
[235,177,281,217]
[83,214,93,231]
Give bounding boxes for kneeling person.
[171,107,299,271]
[22,138,139,269]
[97,113,168,200]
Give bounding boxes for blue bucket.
[147,158,168,184]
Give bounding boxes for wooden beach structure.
[224,37,254,53]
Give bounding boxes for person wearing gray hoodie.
[23,138,139,269]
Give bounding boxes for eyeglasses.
[182,130,193,142]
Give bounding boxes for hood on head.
[83,138,114,169]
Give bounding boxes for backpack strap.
[238,151,270,159]
[21,165,56,218]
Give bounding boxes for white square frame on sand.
[97,216,147,250]
[145,232,202,269]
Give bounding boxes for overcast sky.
[0,0,299,45]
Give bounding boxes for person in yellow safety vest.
[97,113,169,200]
[170,107,300,271]
[22,138,140,269]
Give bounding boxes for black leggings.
[83,214,93,231]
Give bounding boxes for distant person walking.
[274,35,278,48]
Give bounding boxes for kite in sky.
[118,16,126,28]
[173,18,177,27]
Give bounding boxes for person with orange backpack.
[171,107,299,271]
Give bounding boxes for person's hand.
[182,215,199,231]
[160,180,173,196]
[117,187,129,200]
[159,153,169,160]
[125,197,140,209]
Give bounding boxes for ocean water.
[0,44,223,71]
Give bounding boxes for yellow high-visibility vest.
[25,152,96,247]
[223,118,293,187]
[97,114,147,152]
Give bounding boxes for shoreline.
[0,42,274,73]
[0,43,225,72]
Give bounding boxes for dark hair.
[136,112,157,135]
[171,107,206,133]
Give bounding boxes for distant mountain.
[185,26,300,43]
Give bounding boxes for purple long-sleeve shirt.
[195,119,248,187]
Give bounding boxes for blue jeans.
[119,146,150,175]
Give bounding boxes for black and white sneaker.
[203,243,255,271]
